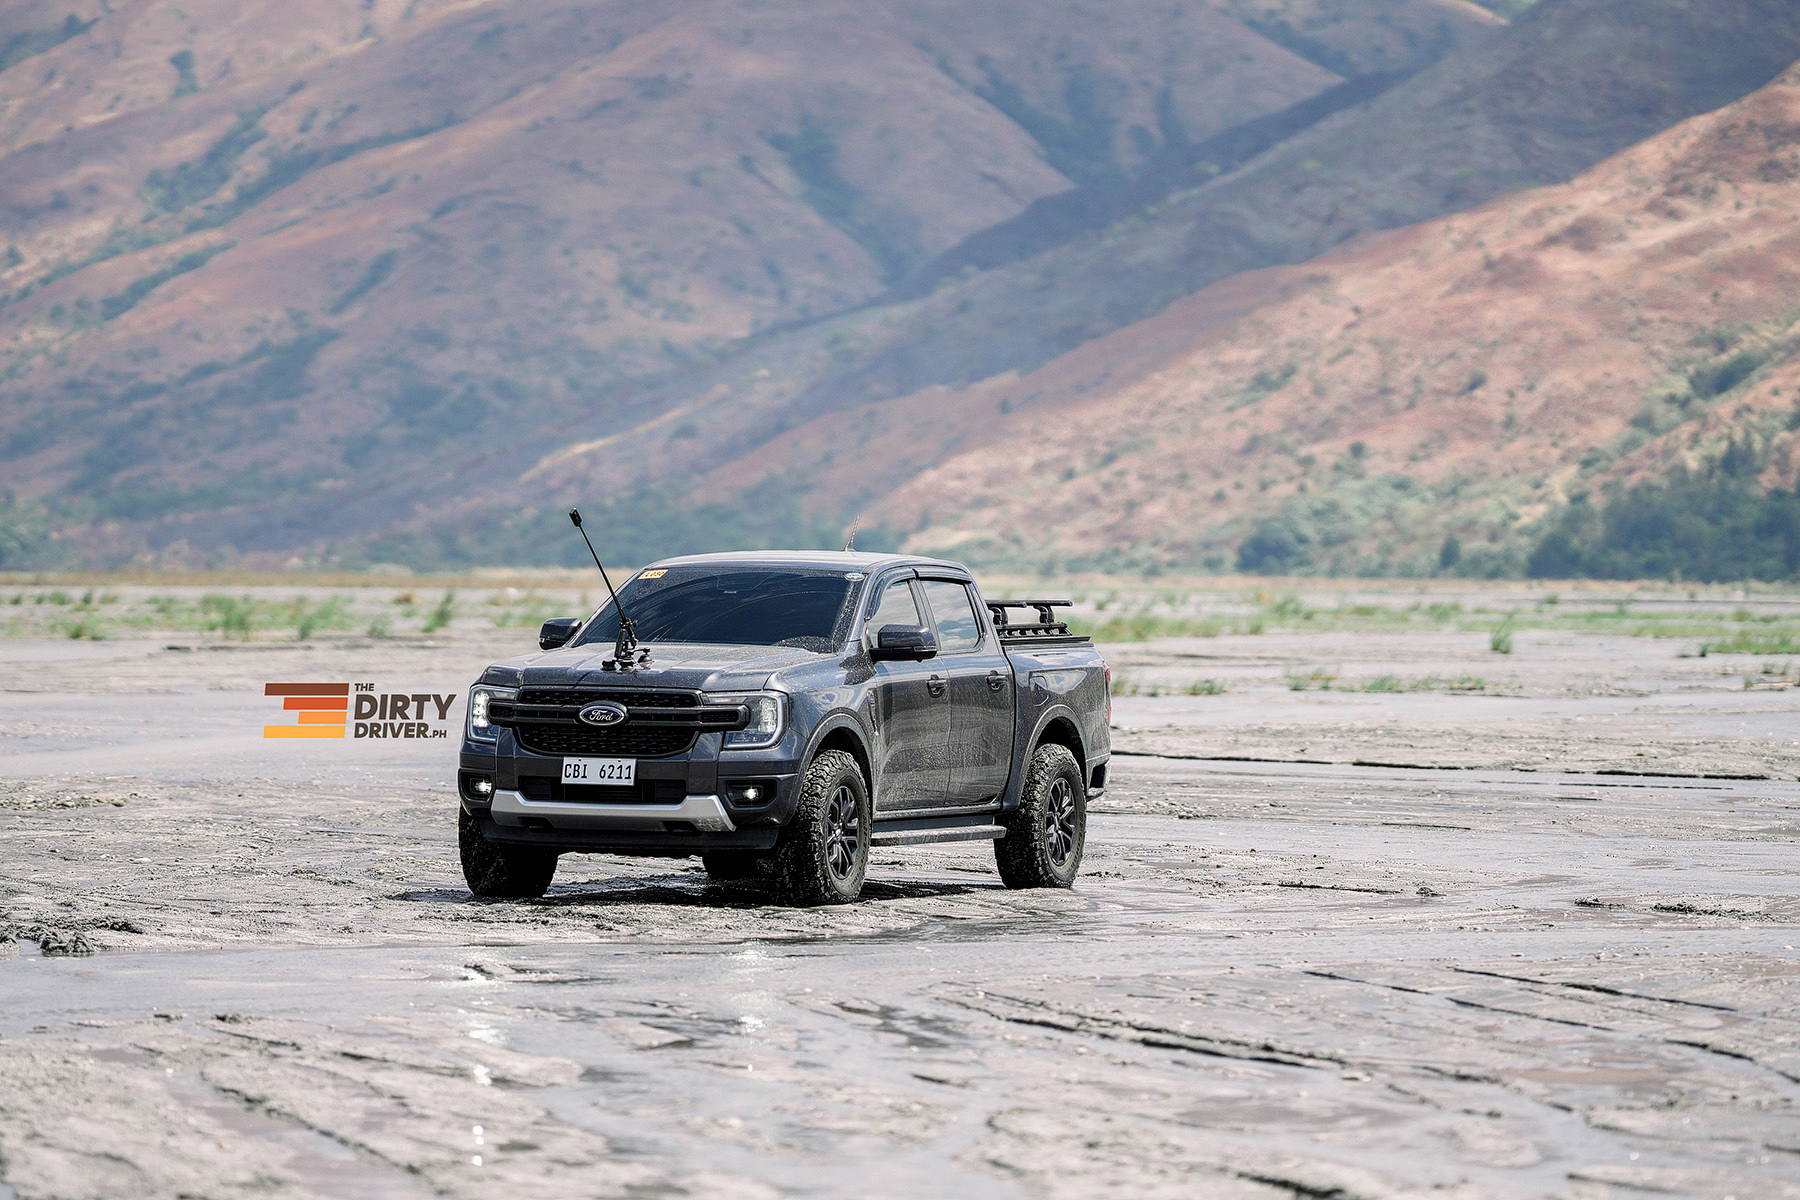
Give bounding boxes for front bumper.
[490,787,737,833]
[459,727,800,854]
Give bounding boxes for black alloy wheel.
[1043,774,1078,868]
[824,783,861,880]
[995,742,1086,889]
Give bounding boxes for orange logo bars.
[263,682,349,738]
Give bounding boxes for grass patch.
[422,590,455,633]
[1286,667,1339,691]
[200,593,255,638]
[1072,614,1259,641]
[1108,674,1228,698]
[1347,674,1486,693]
[293,597,350,640]
[1700,632,1800,655]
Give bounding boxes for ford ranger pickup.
[456,551,1110,905]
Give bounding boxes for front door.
[918,579,1014,805]
[864,575,950,812]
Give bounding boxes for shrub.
[422,590,455,633]
[200,594,254,638]
[1689,349,1765,398]
[295,597,348,640]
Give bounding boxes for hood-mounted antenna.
[568,508,650,671]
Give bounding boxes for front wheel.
[995,743,1086,888]
[771,750,870,905]
[460,807,558,898]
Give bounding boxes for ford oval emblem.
[578,702,629,727]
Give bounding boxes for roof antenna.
[842,514,860,553]
[568,508,649,670]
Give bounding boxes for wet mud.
[2,627,1799,1198]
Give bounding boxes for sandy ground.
[2,618,1800,1199]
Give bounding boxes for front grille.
[518,776,687,804]
[515,724,697,758]
[518,689,697,708]
[509,688,702,757]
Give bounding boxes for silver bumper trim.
[489,789,736,833]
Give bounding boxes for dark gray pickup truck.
[456,551,1110,905]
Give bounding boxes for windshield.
[572,566,860,653]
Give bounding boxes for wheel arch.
[1032,710,1087,782]
[804,715,873,794]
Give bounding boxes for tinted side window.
[866,578,920,636]
[920,581,981,652]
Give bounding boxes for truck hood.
[480,642,829,693]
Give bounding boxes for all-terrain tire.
[771,750,870,906]
[701,850,767,881]
[459,807,558,898]
[995,743,1086,889]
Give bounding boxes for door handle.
[927,674,946,696]
[987,670,1007,692]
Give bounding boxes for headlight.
[710,691,786,749]
[467,684,516,741]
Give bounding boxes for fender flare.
[800,710,874,791]
[1000,703,1088,811]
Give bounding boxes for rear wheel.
[995,743,1086,889]
[459,807,558,898]
[772,750,870,905]
[701,850,767,881]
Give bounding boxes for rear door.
[918,578,1014,805]
[863,573,951,812]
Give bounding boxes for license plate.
[561,757,636,785]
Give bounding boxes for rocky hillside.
[2,0,1797,573]
[871,60,1800,577]
[1,0,1509,565]
[500,0,1800,572]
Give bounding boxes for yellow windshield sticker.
[639,568,667,579]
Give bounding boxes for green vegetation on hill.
[1528,458,1800,583]
[0,14,96,75]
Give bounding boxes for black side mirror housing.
[539,617,582,650]
[871,623,937,661]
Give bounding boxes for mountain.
[497,0,1800,570]
[1,0,1796,574]
[861,59,1800,577]
[0,0,1505,565]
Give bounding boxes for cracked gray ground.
[2,626,1799,1199]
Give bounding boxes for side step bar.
[871,825,1006,847]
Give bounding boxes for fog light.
[725,781,773,806]
[471,777,494,797]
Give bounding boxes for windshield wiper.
[568,508,651,671]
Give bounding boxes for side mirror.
[539,617,581,650]
[871,623,937,661]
